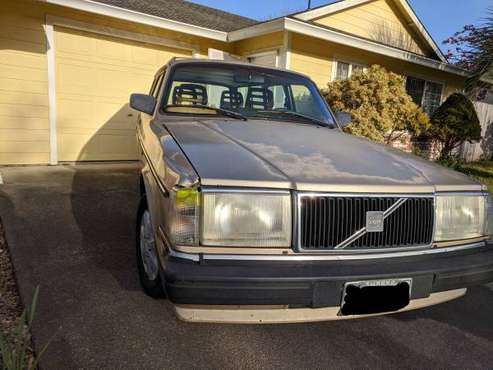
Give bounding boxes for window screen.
[405,77,443,115]
[335,62,350,80]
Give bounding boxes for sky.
[189,0,491,52]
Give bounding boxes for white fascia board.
[228,18,286,42]
[396,0,447,62]
[284,18,470,77]
[294,0,372,21]
[42,0,228,41]
[295,0,447,63]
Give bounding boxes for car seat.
[172,84,208,105]
[245,87,273,110]
[220,91,244,110]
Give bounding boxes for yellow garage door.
[55,26,192,161]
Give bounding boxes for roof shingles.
[91,0,258,32]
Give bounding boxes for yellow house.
[0,0,470,165]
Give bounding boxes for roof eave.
[292,0,447,63]
[230,18,470,78]
[41,0,229,41]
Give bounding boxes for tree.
[428,93,481,160]
[444,9,492,71]
[322,65,429,144]
[443,9,492,99]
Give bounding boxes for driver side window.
[291,84,320,119]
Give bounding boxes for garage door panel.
[58,100,134,130]
[55,26,191,161]
[57,62,154,99]
[55,29,92,56]
[60,133,138,161]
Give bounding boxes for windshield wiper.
[163,104,247,121]
[256,110,333,128]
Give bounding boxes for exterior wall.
[313,0,429,57]
[0,0,50,164]
[289,33,466,94]
[0,0,229,165]
[232,32,284,58]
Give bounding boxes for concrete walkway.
[0,163,493,369]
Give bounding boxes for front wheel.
[136,199,165,298]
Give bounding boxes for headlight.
[435,194,489,242]
[201,192,292,247]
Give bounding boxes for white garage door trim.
[44,15,201,165]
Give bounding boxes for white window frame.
[405,75,445,111]
[331,59,367,81]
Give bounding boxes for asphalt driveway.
[1,163,493,369]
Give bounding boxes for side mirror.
[335,111,352,128]
[130,93,156,115]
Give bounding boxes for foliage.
[428,93,481,160]
[0,287,49,370]
[443,9,492,99]
[443,9,492,72]
[322,65,429,144]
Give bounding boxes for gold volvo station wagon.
[130,58,493,323]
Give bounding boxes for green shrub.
[0,287,49,370]
[429,93,481,160]
[322,65,430,144]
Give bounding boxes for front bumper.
[163,242,493,308]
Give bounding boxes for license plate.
[340,278,412,316]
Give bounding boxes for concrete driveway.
[1,163,493,369]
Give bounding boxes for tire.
[136,198,165,298]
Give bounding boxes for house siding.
[0,0,50,164]
[289,33,465,95]
[313,0,429,57]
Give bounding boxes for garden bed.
[0,217,23,337]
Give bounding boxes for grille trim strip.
[297,193,435,252]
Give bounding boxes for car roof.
[155,58,312,81]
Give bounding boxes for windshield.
[161,63,336,127]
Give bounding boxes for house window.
[405,77,443,115]
[333,60,366,81]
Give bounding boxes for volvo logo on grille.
[366,211,384,232]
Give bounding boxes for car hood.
[162,118,483,193]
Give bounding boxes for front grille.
[299,195,434,251]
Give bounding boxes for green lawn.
[452,161,493,194]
